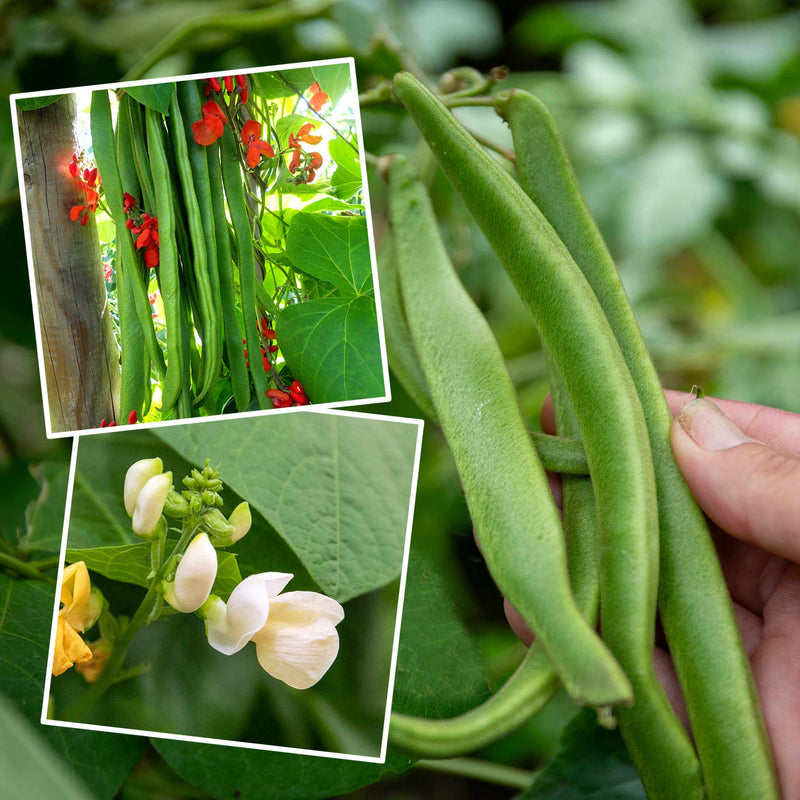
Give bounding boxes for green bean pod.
[145,106,182,414]
[90,90,166,382]
[166,92,218,403]
[207,140,251,412]
[387,153,631,708]
[395,71,666,725]
[220,126,268,408]
[176,81,224,399]
[113,95,147,422]
[495,87,778,799]
[124,95,157,229]
[390,359,598,755]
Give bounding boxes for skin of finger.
[754,562,800,800]
[671,422,800,563]
[666,390,800,455]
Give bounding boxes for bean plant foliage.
[30,60,384,430]
[39,413,418,758]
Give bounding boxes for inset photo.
[43,409,421,762]
[12,58,388,437]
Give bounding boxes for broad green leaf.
[329,137,362,200]
[286,212,372,296]
[519,708,646,798]
[154,739,412,800]
[154,412,416,602]
[124,83,175,116]
[20,462,69,554]
[254,68,316,100]
[0,574,146,797]
[65,544,242,598]
[0,693,94,800]
[392,552,489,718]
[301,196,363,214]
[277,295,384,404]
[16,95,64,111]
[311,63,352,108]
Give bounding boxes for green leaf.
[328,137,362,200]
[0,574,146,797]
[254,68,316,100]
[0,693,94,800]
[311,63,352,107]
[154,413,416,602]
[519,708,646,799]
[277,295,385,404]
[20,462,69,554]
[155,740,412,800]
[124,83,175,116]
[16,95,64,111]
[286,212,372,296]
[65,544,242,597]
[392,552,489,718]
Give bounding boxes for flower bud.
[228,502,252,543]
[201,508,235,545]
[124,458,163,516]
[163,489,190,518]
[132,471,172,537]
[163,533,218,613]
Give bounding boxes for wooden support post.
[17,94,120,433]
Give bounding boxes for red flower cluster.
[68,153,101,226]
[308,82,329,112]
[204,74,249,105]
[241,119,275,168]
[123,192,160,269]
[287,123,323,184]
[191,100,227,146]
[267,380,310,408]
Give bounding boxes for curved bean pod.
[145,106,182,413]
[495,87,778,800]
[387,153,631,707]
[90,90,165,381]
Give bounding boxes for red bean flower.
[191,101,227,146]
[308,82,329,112]
[288,122,323,149]
[241,119,275,168]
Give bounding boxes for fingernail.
[677,398,756,451]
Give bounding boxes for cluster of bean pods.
[90,81,282,422]
[382,73,779,800]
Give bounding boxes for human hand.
[506,391,800,799]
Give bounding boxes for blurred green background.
[2,0,799,797]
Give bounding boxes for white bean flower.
[124,458,163,517]
[204,572,293,655]
[132,471,172,537]
[163,533,218,613]
[251,589,345,690]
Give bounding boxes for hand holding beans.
[512,391,800,800]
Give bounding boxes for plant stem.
[415,757,536,790]
[0,552,54,583]
[59,520,201,722]
[121,0,335,82]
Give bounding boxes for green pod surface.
[387,153,630,708]
[496,90,703,800]
[113,94,147,422]
[125,96,157,224]
[495,87,778,800]
[207,140,250,412]
[375,232,438,420]
[176,81,224,399]
[167,91,218,403]
[390,360,598,756]
[220,127,268,409]
[90,90,166,381]
[394,72,662,710]
[145,106,183,414]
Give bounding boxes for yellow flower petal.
[52,613,92,677]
